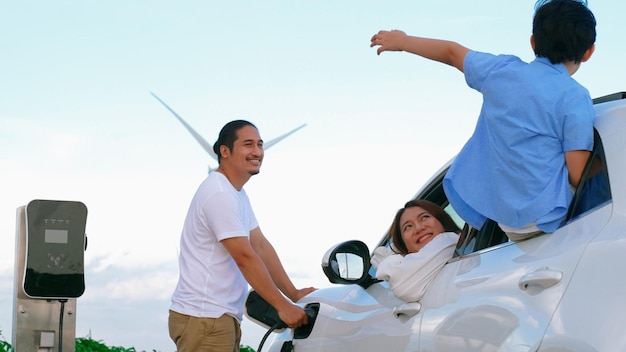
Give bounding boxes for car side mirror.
[321,240,375,288]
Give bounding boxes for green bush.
[0,331,256,352]
[0,340,11,352]
[0,330,11,352]
[76,337,141,352]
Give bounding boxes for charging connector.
[294,304,319,339]
[245,290,320,352]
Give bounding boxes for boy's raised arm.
[371,30,470,72]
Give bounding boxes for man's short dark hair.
[213,120,257,163]
[533,0,596,64]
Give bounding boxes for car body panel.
[535,98,626,351]
[259,93,625,351]
[418,203,612,352]
[268,284,417,351]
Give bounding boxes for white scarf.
[372,232,459,302]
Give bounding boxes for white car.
[248,92,625,352]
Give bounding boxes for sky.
[1,1,624,351]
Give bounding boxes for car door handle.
[393,302,421,321]
[519,267,563,291]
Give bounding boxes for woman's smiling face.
[400,206,445,253]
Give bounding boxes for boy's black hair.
[213,120,257,163]
[533,0,596,64]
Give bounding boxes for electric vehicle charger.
[245,290,318,352]
[14,199,88,352]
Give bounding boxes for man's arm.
[249,227,316,302]
[370,30,470,72]
[221,236,308,328]
[565,150,592,188]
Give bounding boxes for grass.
[0,330,256,352]
[75,337,149,352]
[0,331,10,352]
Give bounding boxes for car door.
[276,166,453,351]
[419,199,612,351]
[415,133,613,352]
[416,206,611,352]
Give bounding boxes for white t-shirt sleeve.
[202,190,258,241]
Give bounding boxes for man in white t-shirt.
[168,120,315,352]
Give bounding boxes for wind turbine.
[150,92,307,173]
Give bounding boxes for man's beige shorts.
[168,310,241,352]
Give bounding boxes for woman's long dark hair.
[387,199,461,255]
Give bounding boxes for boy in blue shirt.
[370,0,597,240]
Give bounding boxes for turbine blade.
[264,123,307,149]
[150,92,218,161]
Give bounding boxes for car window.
[374,129,611,261]
[453,219,508,257]
[388,167,509,257]
[564,129,612,222]
[453,128,612,257]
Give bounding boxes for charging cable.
[58,299,68,352]
[257,321,286,352]
[257,307,316,352]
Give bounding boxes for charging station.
[12,199,88,352]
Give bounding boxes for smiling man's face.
[227,125,264,176]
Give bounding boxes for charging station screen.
[24,200,87,299]
[45,229,69,244]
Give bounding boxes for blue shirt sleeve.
[464,51,522,92]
